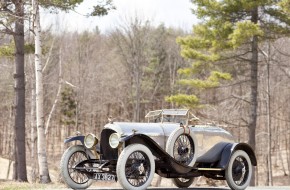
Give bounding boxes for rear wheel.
[225,150,252,190]
[117,144,155,190]
[60,145,93,189]
[172,177,194,188]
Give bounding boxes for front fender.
[64,136,100,153]
[64,135,85,145]
[217,143,257,169]
[64,138,98,159]
[120,134,196,174]
[120,134,167,158]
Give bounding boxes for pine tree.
[167,0,290,185]
[0,0,29,182]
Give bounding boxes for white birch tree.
[30,0,115,183]
[32,0,51,183]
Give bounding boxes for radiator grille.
[100,129,118,160]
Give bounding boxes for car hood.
[104,122,179,137]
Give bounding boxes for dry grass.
[0,180,67,190]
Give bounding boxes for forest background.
[0,0,290,187]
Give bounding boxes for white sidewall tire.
[60,145,93,189]
[117,144,155,190]
[166,127,198,166]
[225,150,252,190]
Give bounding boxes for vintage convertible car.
[60,109,257,190]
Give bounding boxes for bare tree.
[111,18,151,121]
[32,0,51,183]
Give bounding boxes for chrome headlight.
[109,133,121,148]
[84,133,98,149]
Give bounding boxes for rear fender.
[217,143,257,169]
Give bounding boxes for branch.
[45,79,62,135]
[219,50,252,61]
[279,66,290,79]
[231,94,251,104]
[218,119,248,128]
[64,80,78,88]
[215,80,250,88]
[42,37,55,73]
[0,10,26,20]
[274,43,290,57]
[0,21,15,35]
[45,46,62,135]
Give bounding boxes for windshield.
[145,109,190,124]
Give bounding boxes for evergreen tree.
[0,0,28,182]
[168,1,290,185]
[39,0,114,15]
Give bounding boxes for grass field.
[0,180,66,190]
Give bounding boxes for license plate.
[94,173,116,181]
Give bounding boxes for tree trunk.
[286,132,290,181]
[248,7,259,186]
[13,0,27,182]
[45,47,62,135]
[33,0,51,183]
[30,80,37,182]
[265,42,273,186]
[134,66,141,122]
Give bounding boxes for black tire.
[172,177,195,188]
[60,145,93,189]
[166,127,198,166]
[117,144,155,190]
[225,150,253,190]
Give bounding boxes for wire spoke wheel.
[173,134,194,165]
[232,156,249,186]
[225,150,252,190]
[125,151,151,187]
[166,127,197,167]
[60,145,93,189]
[67,151,90,184]
[117,144,155,190]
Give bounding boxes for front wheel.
[60,145,93,189]
[117,144,155,190]
[172,177,194,188]
[225,150,253,190]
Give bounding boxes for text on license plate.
[95,173,116,181]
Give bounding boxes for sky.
[41,0,197,33]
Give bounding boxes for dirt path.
[0,157,13,180]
